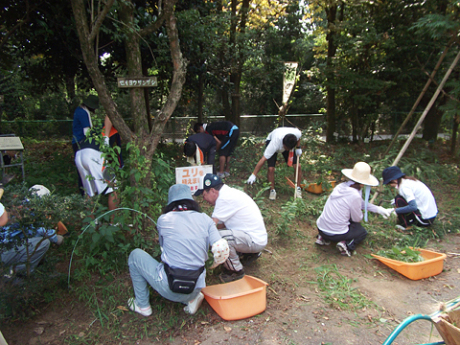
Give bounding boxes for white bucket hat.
[341,162,378,186]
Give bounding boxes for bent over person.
[247,127,303,200]
[194,121,239,178]
[195,174,267,282]
[315,162,393,256]
[127,184,229,316]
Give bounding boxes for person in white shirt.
[382,166,437,229]
[246,127,303,200]
[316,162,393,256]
[195,174,267,282]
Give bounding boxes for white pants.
[75,148,113,197]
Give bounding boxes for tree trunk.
[422,98,442,142]
[451,115,459,155]
[325,5,338,142]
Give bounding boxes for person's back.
[399,178,437,219]
[213,185,267,244]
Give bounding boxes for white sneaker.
[336,241,351,257]
[184,292,204,315]
[217,172,225,179]
[127,297,152,317]
[295,186,302,199]
[269,189,277,200]
[315,235,330,246]
[224,171,230,177]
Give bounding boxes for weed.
[315,264,375,311]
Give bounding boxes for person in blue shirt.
[0,188,64,275]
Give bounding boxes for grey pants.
[218,229,266,272]
[1,237,50,273]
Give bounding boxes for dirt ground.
[3,220,460,345]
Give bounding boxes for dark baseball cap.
[194,173,223,196]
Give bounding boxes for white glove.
[295,148,302,156]
[103,136,110,147]
[376,206,394,219]
[247,174,257,185]
[56,235,64,246]
[210,238,229,269]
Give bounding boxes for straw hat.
[341,162,378,186]
[167,184,193,205]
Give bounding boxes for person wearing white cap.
[127,184,228,317]
[315,162,393,256]
[0,188,64,276]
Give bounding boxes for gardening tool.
[294,152,300,200]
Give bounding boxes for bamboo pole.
[383,43,452,156]
[371,50,460,203]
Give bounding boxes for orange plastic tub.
[201,275,268,321]
[371,248,447,280]
[285,177,336,194]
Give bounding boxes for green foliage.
[376,246,424,263]
[315,264,375,311]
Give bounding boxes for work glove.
[295,148,302,157]
[247,174,257,185]
[56,235,64,246]
[103,136,110,147]
[376,206,394,219]
[210,238,230,269]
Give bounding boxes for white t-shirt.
[263,127,302,159]
[212,185,267,246]
[398,179,438,219]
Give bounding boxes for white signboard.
[283,62,298,104]
[0,137,24,150]
[175,165,213,194]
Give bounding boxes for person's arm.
[0,207,8,227]
[212,217,225,229]
[214,136,222,151]
[395,199,418,214]
[252,156,268,177]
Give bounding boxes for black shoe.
[240,252,262,266]
[219,269,245,283]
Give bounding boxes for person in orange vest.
[184,132,216,167]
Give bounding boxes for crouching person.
[195,174,267,283]
[315,162,393,256]
[127,184,229,316]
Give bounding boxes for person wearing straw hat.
[382,166,437,229]
[184,131,216,167]
[315,162,393,256]
[195,173,267,282]
[127,184,228,317]
[246,127,303,200]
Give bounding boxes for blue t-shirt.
[72,106,92,144]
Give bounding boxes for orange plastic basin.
[371,247,447,280]
[285,177,336,194]
[201,275,268,321]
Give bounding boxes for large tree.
[71,0,186,210]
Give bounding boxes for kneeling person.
[195,174,267,282]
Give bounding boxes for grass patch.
[315,264,376,311]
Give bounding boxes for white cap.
[29,185,51,197]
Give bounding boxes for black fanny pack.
[163,263,204,294]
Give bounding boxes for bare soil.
[3,219,460,345]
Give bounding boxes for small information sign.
[117,77,158,88]
[175,165,213,194]
[0,137,24,150]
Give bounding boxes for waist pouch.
[163,263,204,294]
